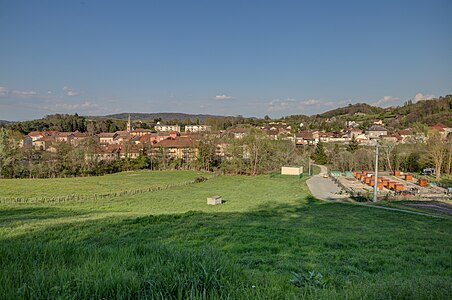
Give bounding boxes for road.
[306,164,346,201]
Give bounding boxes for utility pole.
[373,141,379,202]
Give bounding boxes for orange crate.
[404,175,413,181]
[377,182,384,190]
[383,180,390,187]
[388,182,396,189]
[395,183,404,191]
[418,178,428,187]
[394,170,401,176]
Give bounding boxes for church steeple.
[127,114,132,132]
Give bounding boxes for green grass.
[0,170,208,198]
[1,172,451,299]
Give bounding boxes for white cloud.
[0,87,8,96]
[301,99,321,106]
[11,90,38,97]
[414,92,435,102]
[47,90,53,95]
[215,94,232,100]
[54,101,99,110]
[267,98,295,112]
[63,86,79,97]
[374,95,400,107]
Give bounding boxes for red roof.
[296,131,315,139]
[155,138,196,148]
[429,124,447,132]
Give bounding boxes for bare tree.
[426,131,446,181]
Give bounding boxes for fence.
[0,179,199,204]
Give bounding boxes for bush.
[194,176,208,183]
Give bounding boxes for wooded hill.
[282,95,452,131]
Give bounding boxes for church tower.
[127,114,132,132]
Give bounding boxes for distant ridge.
[0,120,14,125]
[96,113,232,122]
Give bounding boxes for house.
[347,128,363,139]
[154,124,181,133]
[373,119,384,126]
[264,129,279,140]
[87,145,121,161]
[346,120,360,128]
[381,132,402,143]
[397,129,415,143]
[429,124,452,139]
[72,132,94,146]
[319,132,347,143]
[130,128,153,137]
[113,131,132,143]
[54,132,74,143]
[365,125,387,139]
[184,125,211,133]
[27,131,45,142]
[98,133,118,144]
[225,128,248,139]
[355,133,369,143]
[33,136,56,151]
[153,137,198,163]
[119,144,143,159]
[296,130,319,145]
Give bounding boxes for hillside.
[320,103,385,118]
[1,172,451,299]
[283,95,452,131]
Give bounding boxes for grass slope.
[0,173,451,299]
[0,170,207,198]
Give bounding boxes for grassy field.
[0,172,451,299]
[0,170,209,198]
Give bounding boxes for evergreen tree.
[347,136,359,153]
[311,142,328,165]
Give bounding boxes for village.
[21,115,452,165]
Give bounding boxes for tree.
[0,128,14,178]
[347,136,359,153]
[426,131,446,181]
[380,141,396,173]
[197,134,219,171]
[311,142,328,165]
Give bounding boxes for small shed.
[281,166,303,176]
[207,196,222,205]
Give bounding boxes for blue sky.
[0,0,451,121]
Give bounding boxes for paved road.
[306,165,346,201]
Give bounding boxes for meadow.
[0,171,451,299]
